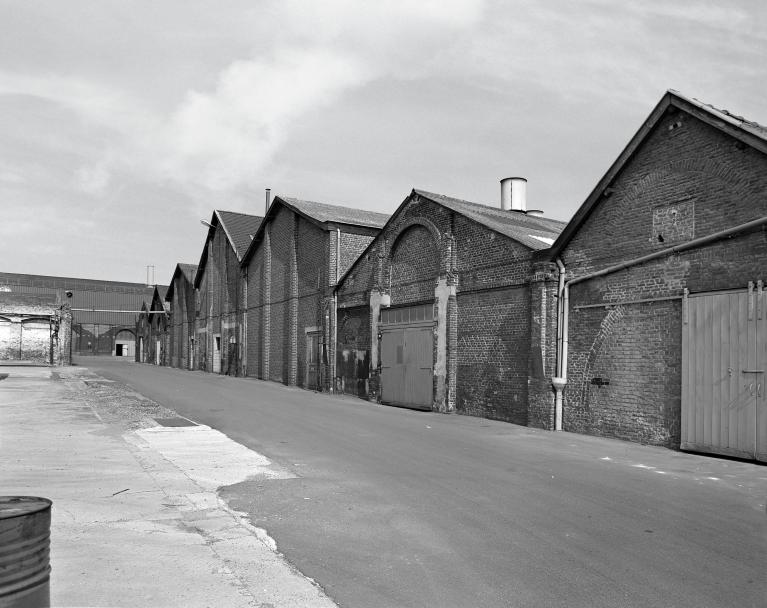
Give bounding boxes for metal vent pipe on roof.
[265,188,271,214]
[500,177,527,211]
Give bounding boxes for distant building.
[136,285,168,365]
[0,272,162,357]
[165,263,198,370]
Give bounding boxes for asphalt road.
[86,358,767,608]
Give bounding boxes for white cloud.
[159,48,368,190]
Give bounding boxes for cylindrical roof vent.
[500,177,527,211]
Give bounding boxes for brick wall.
[336,192,541,419]
[296,217,327,387]
[269,207,292,383]
[340,230,377,277]
[557,109,767,446]
[246,247,264,378]
[391,224,440,304]
[457,286,530,424]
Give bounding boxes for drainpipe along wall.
[553,214,767,433]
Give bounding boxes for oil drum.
[0,497,52,608]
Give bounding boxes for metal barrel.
[0,497,52,608]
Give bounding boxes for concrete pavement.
[0,365,337,608]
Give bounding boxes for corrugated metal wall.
[0,273,162,355]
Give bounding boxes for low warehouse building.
[335,186,565,422]
[194,210,263,375]
[544,90,767,461]
[165,263,198,370]
[241,195,388,388]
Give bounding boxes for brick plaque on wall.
[651,200,694,244]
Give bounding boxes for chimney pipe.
[500,177,527,211]
[265,188,271,215]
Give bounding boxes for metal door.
[380,324,433,410]
[682,286,766,461]
[306,332,320,390]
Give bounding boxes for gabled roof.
[241,195,389,265]
[414,189,566,250]
[195,210,263,287]
[280,197,389,229]
[165,263,197,303]
[216,210,263,260]
[336,188,567,290]
[549,89,767,257]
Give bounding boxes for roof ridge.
[281,196,389,216]
[414,189,568,225]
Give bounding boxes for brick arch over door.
[389,223,440,304]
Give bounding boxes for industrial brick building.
[165,263,197,370]
[193,210,262,375]
[540,90,767,461]
[335,186,565,422]
[241,195,388,388]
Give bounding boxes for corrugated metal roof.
[280,197,389,228]
[0,278,155,326]
[216,210,263,260]
[413,189,566,250]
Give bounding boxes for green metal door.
[682,285,766,461]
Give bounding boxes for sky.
[1,0,765,284]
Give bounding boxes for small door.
[306,332,320,390]
[682,287,766,461]
[380,324,433,410]
[212,335,221,373]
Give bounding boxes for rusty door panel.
[682,289,765,461]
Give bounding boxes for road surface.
[86,358,767,608]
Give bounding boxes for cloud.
[159,48,368,190]
[156,0,485,191]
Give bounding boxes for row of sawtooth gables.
[135,285,168,366]
[144,89,766,460]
